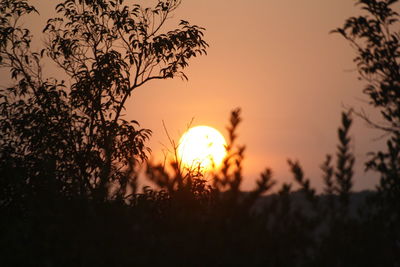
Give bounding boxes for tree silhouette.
[335,1,400,264]
[0,0,208,204]
[334,0,400,133]
[335,0,400,214]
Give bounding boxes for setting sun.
[177,126,227,171]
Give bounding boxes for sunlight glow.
[177,126,227,172]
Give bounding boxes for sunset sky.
[26,0,390,191]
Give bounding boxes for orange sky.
[22,1,391,191]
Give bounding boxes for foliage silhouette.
[333,0,400,264]
[334,0,400,207]
[333,0,400,132]
[335,0,400,252]
[0,0,208,204]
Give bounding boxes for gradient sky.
[24,1,392,191]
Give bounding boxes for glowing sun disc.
[177,125,227,171]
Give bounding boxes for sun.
[177,125,227,172]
